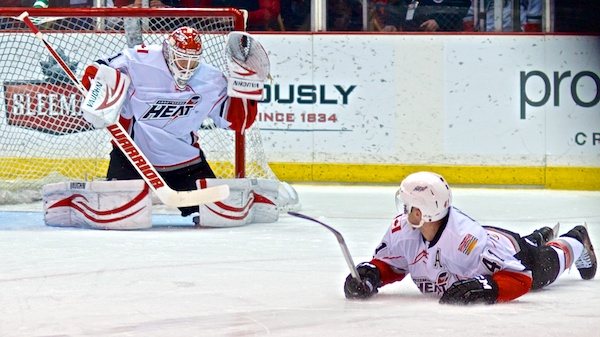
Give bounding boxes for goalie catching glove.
[81,63,130,129]
[222,32,270,133]
[224,31,270,101]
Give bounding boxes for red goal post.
[0,7,277,202]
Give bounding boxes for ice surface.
[0,184,599,336]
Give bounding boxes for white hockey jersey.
[373,207,528,297]
[101,44,230,170]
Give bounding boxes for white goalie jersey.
[100,44,231,170]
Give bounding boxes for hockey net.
[0,8,278,204]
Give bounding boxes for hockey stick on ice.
[16,11,230,207]
[288,212,362,282]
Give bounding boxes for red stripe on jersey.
[492,270,532,302]
[371,259,406,286]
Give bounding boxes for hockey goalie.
[43,28,299,230]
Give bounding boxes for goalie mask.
[163,27,202,90]
[396,171,452,229]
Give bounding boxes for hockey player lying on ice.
[43,27,298,230]
[344,171,597,305]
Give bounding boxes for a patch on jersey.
[139,95,202,121]
[458,234,478,255]
[391,217,402,233]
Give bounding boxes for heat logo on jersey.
[414,271,450,295]
[139,95,202,121]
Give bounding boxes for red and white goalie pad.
[224,32,270,101]
[42,180,152,230]
[276,181,302,212]
[81,64,130,129]
[195,178,279,227]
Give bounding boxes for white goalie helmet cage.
[163,26,203,90]
[395,171,452,228]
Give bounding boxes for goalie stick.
[288,212,362,282]
[16,11,230,207]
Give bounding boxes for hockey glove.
[224,97,258,132]
[344,262,382,299]
[81,64,130,129]
[439,274,499,305]
[224,32,270,100]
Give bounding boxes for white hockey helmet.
[395,171,452,228]
[163,27,203,90]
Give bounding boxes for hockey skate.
[561,224,597,280]
[526,223,560,246]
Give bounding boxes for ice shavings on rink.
[0,184,599,336]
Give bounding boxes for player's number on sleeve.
[482,257,502,273]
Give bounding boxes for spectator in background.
[1,0,30,30]
[164,0,281,31]
[112,0,171,8]
[3,0,30,6]
[280,0,311,31]
[374,0,470,31]
[553,0,600,32]
[463,0,542,32]
[11,0,96,30]
[32,0,49,7]
[327,0,364,31]
[3,0,92,6]
[118,0,172,7]
[43,0,94,6]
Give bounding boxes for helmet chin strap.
[406,207,425,229]
[410,218,425,229]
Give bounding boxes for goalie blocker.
[42,178,296,229]
[81,63,130,129]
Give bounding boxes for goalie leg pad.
[196,178,279,227]
[252,178,279,223]
[43,180,152,230]
[276,181,302,212]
